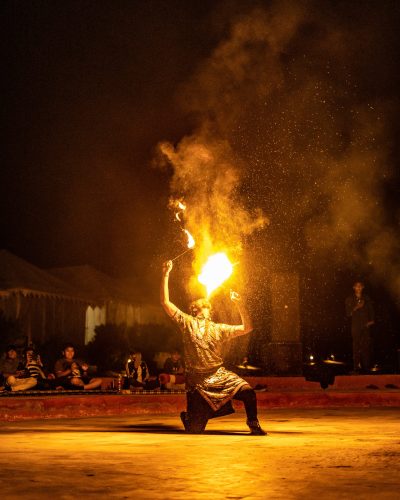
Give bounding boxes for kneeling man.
[161,260,265,435]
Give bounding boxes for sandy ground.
[0,408,399,499]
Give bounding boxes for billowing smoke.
[158,135,266,257]
[157,0,399,303]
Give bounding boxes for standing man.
[345,281,375,373]
[161,260,266,435]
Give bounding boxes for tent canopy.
[49,265,141,304]
[0,249,83,300]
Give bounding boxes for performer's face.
[196,307,211,320]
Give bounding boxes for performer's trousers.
[185,386,257,433]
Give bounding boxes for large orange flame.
[198,252,233,297]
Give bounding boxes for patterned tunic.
[171,309,250,411]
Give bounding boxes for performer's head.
[189,298,212,320]
[353,281,364,296]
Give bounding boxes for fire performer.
[161,260,266,435]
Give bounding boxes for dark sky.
[1,0,221,277]
[1,0,400,334]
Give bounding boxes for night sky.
[2,0,219,277]
[1,1,400,356]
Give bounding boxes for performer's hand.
[366,321,374,328]
[230,290,241,303]
[163,260,173,275]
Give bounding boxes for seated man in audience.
[24,347,58,390]
[0,345,22,380]
[125,350,159,390]
[164,350,185,375]
[54,343,102,390]
[0,345,37,392]
[159,350,185,390]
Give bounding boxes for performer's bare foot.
[247,419,267,436]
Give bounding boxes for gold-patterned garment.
[171,309,250,411]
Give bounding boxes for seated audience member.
[54,343,102,390]
[0,345,37,392]
[159,350,185,390]
[163,350,185,375]
[125,350,159,390]
[24,348,58,390]
[0,345,23,378]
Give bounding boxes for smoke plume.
[157,0,400,302]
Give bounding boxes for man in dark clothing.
[54,344,102,390]
[345,281,375,372]
[0,345,22,379]
[0,345,38,392]
[159,350,185,390]
[163,350,184,375]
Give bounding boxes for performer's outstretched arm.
[230,291,253,335]
[160,260,179,318]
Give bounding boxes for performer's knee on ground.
[180,411,207,433]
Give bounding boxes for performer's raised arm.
[230,290,253,335]
[160,260,179,318]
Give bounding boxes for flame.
[184,229,195,249]
[198,252,233,297]
[175,201,186,221]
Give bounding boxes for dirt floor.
[0,408,399,499]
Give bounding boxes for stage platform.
[1,374,399,421]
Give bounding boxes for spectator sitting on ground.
[125,350,159,390]
[24,347,59,390]
[158,350,185,390]
[163,350,185,375]
[0,345,37,392]
[54,343,102,390]
[0,345,23,380]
